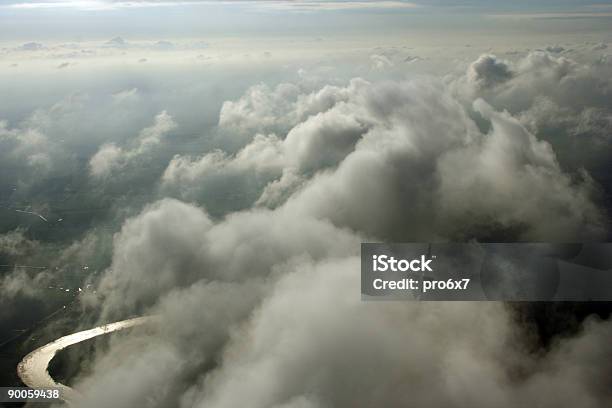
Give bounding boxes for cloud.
[544,45,565,54]
[0,266,51,300]
[104,37,128,48]
[467,54,514,89]
[89,110,177,178]
[0,229,37,258]
[162,96,370,211]
[3,43,612,408]
[592,42,608,51]
[457,51,612,174]
[255,168,304,208]
[461,51,607,110]
[160,137,285,213]
[0,120,53,179]
[217,80,364,141]
[81,243,612,408]
[287,83,604,241]
[189,70,606,241]
[89,143,124,178]
[16,42,45,51]
[94,198,361,319]
[182,259,612,408]
[403,55,422,63]
[112,88,140,104]
[153,40,175,50]
[370,54,394,70]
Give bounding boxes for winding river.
[17,316,154,405]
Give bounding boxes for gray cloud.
[459,51,612,177]
[183,70,605,241]
[544,45,566,54]
[104,37,128,48]
[184,259,612,408]
[466,54,514,89]
[16,42,45,51]
[162,101,370,208]
[69,48,612,408]
[79,251,612,408]
[2,42,611,408]
[592,43,608,51]
[94,198,362,319]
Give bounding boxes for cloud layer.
[62,48,612,407]
[1,43,611,407]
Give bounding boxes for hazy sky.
[1,0,612,41]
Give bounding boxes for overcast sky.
[1,0,612,41]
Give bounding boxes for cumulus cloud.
[81,239,612,408]
[255,168,304,208]
[94,197,361,319]
[160,137,284,213]
[0,86,183,208]
[162,102,370,209]
[217,80,364,142]
[89,110,177,178]
[462,51,611,113]
[0,120,54,180]
[72,48,612,407]
[6,44,612,408]
[89,143,124,178]
[288,85,604,240]
[168,69,606,240]
[370,54,394,69]
[182,260,612,408]
[467,54,514,89]
[458,51,612,175]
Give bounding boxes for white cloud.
[89,110,177,178]
[218,79,365,140]
[0,120,53,174]
[89,143,124,178]
[26,45,608,408]
[5,44,612,408]
[112,88,140,104]
[370,54,394,70]
[163,58,607,241]
[162,101,370,207]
